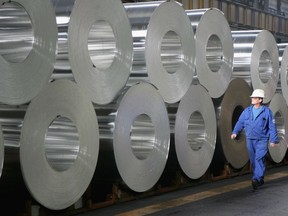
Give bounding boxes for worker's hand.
[270,143,277,147]
[231,134,237,140]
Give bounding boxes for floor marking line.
[115,171,288,216]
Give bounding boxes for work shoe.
[258,179,264,187]
[252,180,258,190]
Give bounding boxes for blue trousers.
[246,139,268,181]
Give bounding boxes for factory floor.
[76,164,288,216]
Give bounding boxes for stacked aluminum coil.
[20,80,99,210]
[215,78,252,169]
[126,1,196,104]
[268,93,288,163]
[187,8,233,99]
[0,0,57,105]
[278,43,288,104]
[175,84,216,179]
[68,0,133,105]
[232,30,279,103]
[113,82,170,192]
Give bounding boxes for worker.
[231,89,278,190]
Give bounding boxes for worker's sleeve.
[268,109,279,144]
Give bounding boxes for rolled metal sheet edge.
[20,79,99,210]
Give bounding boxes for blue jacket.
[232,105,278,143]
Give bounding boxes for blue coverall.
[232,105,278,182]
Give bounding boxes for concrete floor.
[77,165,288,216]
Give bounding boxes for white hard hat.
[250,89,265,98]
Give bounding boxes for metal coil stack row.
[187,8,233,99]
[0,0,287,214]
[20,80,99,210]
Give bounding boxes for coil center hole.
[232,105,245,140]
[187,111,205,151]
[45,116,80,172]
[274,111,285,142]
[161,30,183,74]
[259,50,272,84]
[88,20,116,70]
[130,114,155,160]
[206,34,223,72]
[0,2,34,63]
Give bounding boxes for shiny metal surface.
[0,117,22,148]
[45,116,80,172]
[0,0,57,105]
[145,0,195,103]
[277,43,288,104]
[0,104,26,147]
[186,8,233,98]
[278,44,287,63]
[159,31,183,74]
[126,0,186,84]
[232,30,264,84]
[113,82,170,192]
[0,104,25,181]
[0,2,33,63]
[20,80,99,210]
[97,97,157,158]
[51,0,75,80]
[125,1,162,85]
[130,114,156,160]
[126,1,195,103]
[88,21,116,70]
[187,111,206,151]
[216,78,252,169]
[94,103,116,148]
[232,30,279,103]
[187,8,207,31]
[175,84,216,179]
[68,0,133,105]
[268,93,288,163]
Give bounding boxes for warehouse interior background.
[1,0,288,216]
[126,0,288,42]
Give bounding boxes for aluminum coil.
[217,78,252,169]
[145,0,196,103]
[20,80,99,210]
[175,84,216,179]
[0,0,57,105]
[68,0,133,105]
[268,93,288,163]
[232,30,279,103]
[278,43,288,104]
[113,82,170,192]
[125,1,163,85]
[187,8,233,98]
